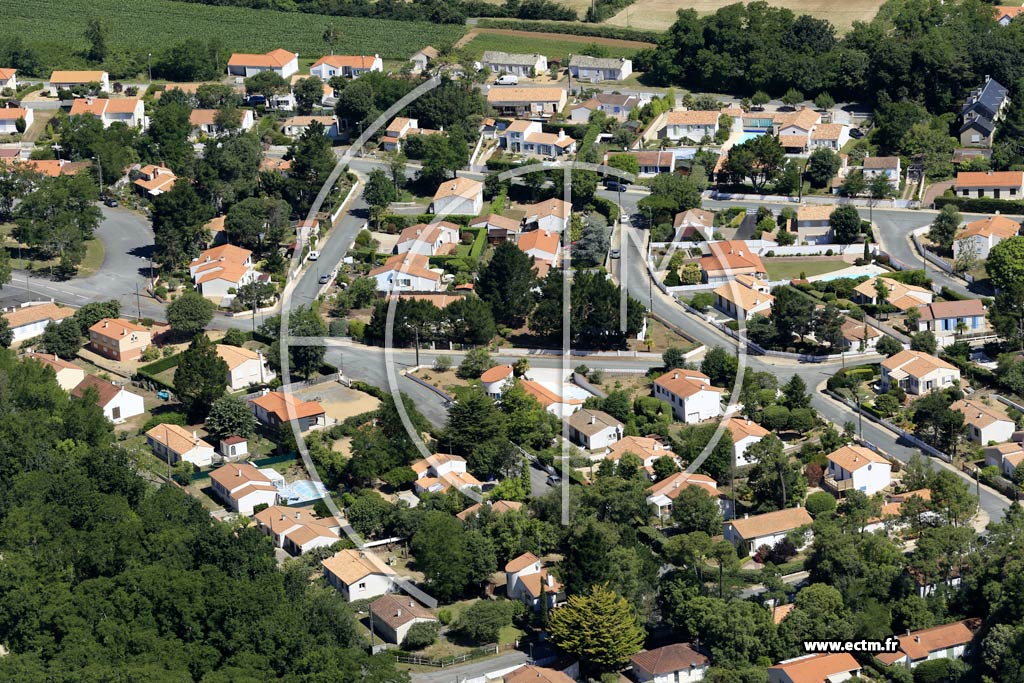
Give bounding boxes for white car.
[308,250,320,261]
[495,74,519,85]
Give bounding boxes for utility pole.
[414,326,420,367]
[135,282,142,320]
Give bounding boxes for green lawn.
[1,222,104,277]
[764,259,848,281]
[461,32,639,62]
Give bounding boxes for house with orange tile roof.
[700,241,766,284]
[430,176,483,216]
[505,552,564,611]
[47,70,109,95]
[911,298,988,346]
[607,435,677,469]
[659,110,721,141]
[631,643,709,683]
[571,93,640,123]
[824,444,891,495]
[875,619,980,669]
[2,301,74,343]
[771,108,821,153]
[69,97,146,128]
[984,441,1024,477]
[146,423,215,467]
[652,368,724,423]
[487,86,567,118]
[380,116,443,152]
[188,244,263,302]
[880,350,960,395]
[409,46,439,74]
[88,318,151,361]
[323,548,394,601]
[249,389,326,431]
[520,379,584,418]
[254,505,340,555]
[471,213,522,242]
[480,364,515,398]
[840,316,883,352]
[767,653,860,683]
[24,352,85,391]
[216,344,276,391]
[995,4,1024,25]
[189,108,255,139]
[369,253,443,292]
[71,374,145,423]
[227,48,298,79]
[862,155,902,188]
[0,105,32,135]
[281,115,340,140]
[499,120,576,157]
[0,68,17,92]
[517,229,561,265]
[725,417,770,467]
[954,215,1020,260]
[952,399,1014,444]
[411,453,482,495]
[310,54,382,80]
[209,462,279,515]
[673,208,715,241]
[955,170,1024,199]
[809,123,849,151]
[724,507,813,556]
[713,276,773,321]
[133,164,176,197]
[502,665,574,683]
[646,471,731,520]
[456,500,523,522]
[395,222,461,257]
[13,159,91,178]
[523,198,571,233]
[853,276,932,311]
[794,204,840,244]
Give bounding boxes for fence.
[710,190,919,209]
[825,389,951,463]
[403,369,455,403]
[393,644,504,668]
[862,313,911,345]
[178,452,298,483]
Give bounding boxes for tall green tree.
[747,435,806,511]
[806,148,841,188]
[410,510,496,602]
[151,182,214,267]
[829,205,862,244]
[477,241,537,327]
[205,395,257,439]
[364,169,398,227]
[724,134,785,192]
[174,333,228,420]
[167,291,215,335]
[443,388,508,474]
[548,584,646,673]
[929,205,961,252]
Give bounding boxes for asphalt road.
[409,650,527,683]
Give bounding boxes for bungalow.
[517,229,561,265]
[880,350,960,395]
[146,423,215,468]
[954,170,1024,199]
[395,222,460,257]
[523,198,571,233]
[505,552,564,611]
[249,389,327,431]
[713,275,773,321]
[659,110,720,142]
[631,643,709,683]
[984,441,1024,477]
[565,408,624,451]
[913,299,987,345]
[627,150,677,177]
[133,164,177,197]
[310,54,382,80]
[369,594,438,645]
[520,379,584,417]
[487,87,567,118]
[608,435,677,470]
[0,106,32,135]
[381,117,442,152]
[209,462,278,515]
[862,156,902,188]
[809,123,849,150]
[281,115,340,140]
[995,5,1024,25]
[724,506,813,556]
[88,318,151,361]
[254,505,340,555]
[71,374,145,424]
[480,364,515,398]
[409,46,439,74]
[840,316,883,352]
[471,213,521,242]
[430,176,483,216]
[25,353,84,392]
[960,76,1010,147]
[503,666,574,683]
[794,205,837,244]
[768,654,860,683]
[188,244,262,302]
[481,51,547,77]
[189,108,255,139]
[323,549,394,602]
[700,241,766,285]
[952,399,1015,444]
[567,55,632,82]
[369,253,443,292]
[570,93,639,122]
[875,619,979,669]
[647,471,731,521]
[456,500,522,522]
[3,302,74,343]
[853,276,933,311]
[673,208,715,241]
[217,344,276,391]
[824,444,892,495]
[771,109,820,151]
[47,70,110,95]
[227,49,299,79]
[0,68,16,92]
[69,97,146,128]
[411,452,482,495]
[652,368,724,423]
[953,215,1020,260]
[726,417,770,468]
[499,120,575,157]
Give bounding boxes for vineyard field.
[6,0,466,68]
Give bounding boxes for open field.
[8,0,465,69]
[477,0,594,16]
[604,0,885,33]
[460,30,650,62]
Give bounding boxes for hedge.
[934,195,1024,214]
[474,18,662,44]
[591,195,620,223]
[381,214,476,230]
[138,354,182,376]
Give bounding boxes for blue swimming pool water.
[279,479,328,503]
[736,131,765,144]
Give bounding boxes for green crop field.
[7,0,466,68]
[461,31,642,63]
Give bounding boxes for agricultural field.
[459,29,650,63]
[603,0,885,33]
[8,0,465,70]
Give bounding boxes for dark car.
[849,128,865,139]
[604,180,629,192]
[103,197,119,207]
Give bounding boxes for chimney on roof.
[915,636,921,643]
[280,512,286,520]
[673,372,679,379]
[396,608,402,617]
[193,430,198,443]
[744,513,749,519]
[590,414,596,425]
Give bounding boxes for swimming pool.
[736,131,765,144]
[277,479,329,503]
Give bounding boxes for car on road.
[308,250,320,261]
[318,273,332,285]
[103,197,119,207]
[495,74,519,85]
[604,180,628,191]
[546,474,561,485]
[850,128,865,139]
[610,248,621,259]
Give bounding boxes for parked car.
[610,248,621,259]
[495,74,519,85]
[308,250,320,261]
[604,180,628,191]
[318,273,331,284]
[850,128,865,139]
[546,474,561,486]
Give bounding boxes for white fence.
[651,240,872,257]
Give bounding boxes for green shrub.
[140,412,188,434]
[402,621,439,650]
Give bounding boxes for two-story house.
[0,68,17,92]
[188,244,262,302]
[567,55,632,82]
[227,49,299,79]
[954,170,1024,199]
[913,299,987,345]
[381,116,442,152]
[411,452,482,495]
[88,318,151,361]
[369,253,443,292]
[875,620,980,669]
[481,51,547,77]
[724,507,813,557]
[146,423,215,468]
[322,549,394,602]
[713,275,774,321]
[631,643,709,683]
[960,76,1010,147]
[881,350,961,395]
[310,54,382,80]
[659,110,720,142]
[209,462,278,514]
[499,120,576,157]
[217,344,276,391]
[725,417,770,468]
[69,97,146,128]
[505,552,564,611]
[133,164,177,197]
[952,399,1015,445]
[825,444,892,495]
[487,87,567,118]
[953,215,1020,260]
[565,408,623,451]
[699,241,767,285]
[652,369,724,423]
[395,222,461,257]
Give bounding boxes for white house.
[505,552,563,611]
[954,170,1024,199]
[953,215,1020,260]
[713,276,774,321]
[825,444,892,496]
[409,47,439,74]
[481,51,547,77]
[499,120,576,157]
[430,177,483,216]
[953,399,1015,445]
[853,276,932,311]
[323,549,394,602]
[996,5,1024,25]
[768,654,860,683]
[673,208,715,241]
[369,594,438,645]
[875,620,979,669]
[652,368,724,423]
[25,353,84,392]
[381,117,443,152]
[480,364,515,398]
[631,643,709,683]
[254,505,340,555]
[0,106,32,135]
[146,423,215,468]
[209,462,279,515]
[188,244,261,303]
[133,164,177,197]
[369,253,443,292]
[249,390,326,432]
[71,375,145,424]
[69,97,146,128]
[607,436,678,470]
[725,417,770,468]
[520,379,583,418]
[227,49,299,79]
[217,344,276,391]
[522,198,571,233]
[471,213,521,242]
[862,156,902,189]
[565,408,623,451]
[517,229,561,265]
[310,54,383,80]
[809,123,849,150]
[281,115,340,140]
[659,110,720,142]
[724,507,813,556]
[220,435,249,461]
[0,68,17,92]
[487,87,567,118]
[395,222,461,257]
[189,108,255,139]
[47,70,110,95]
[912,299,987,346]
[880,350,960,396]
[2,302,75,343]
[647,471,731,521]
[411,453,482,495]
[567,55,632,82]
[570,93,639,122]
